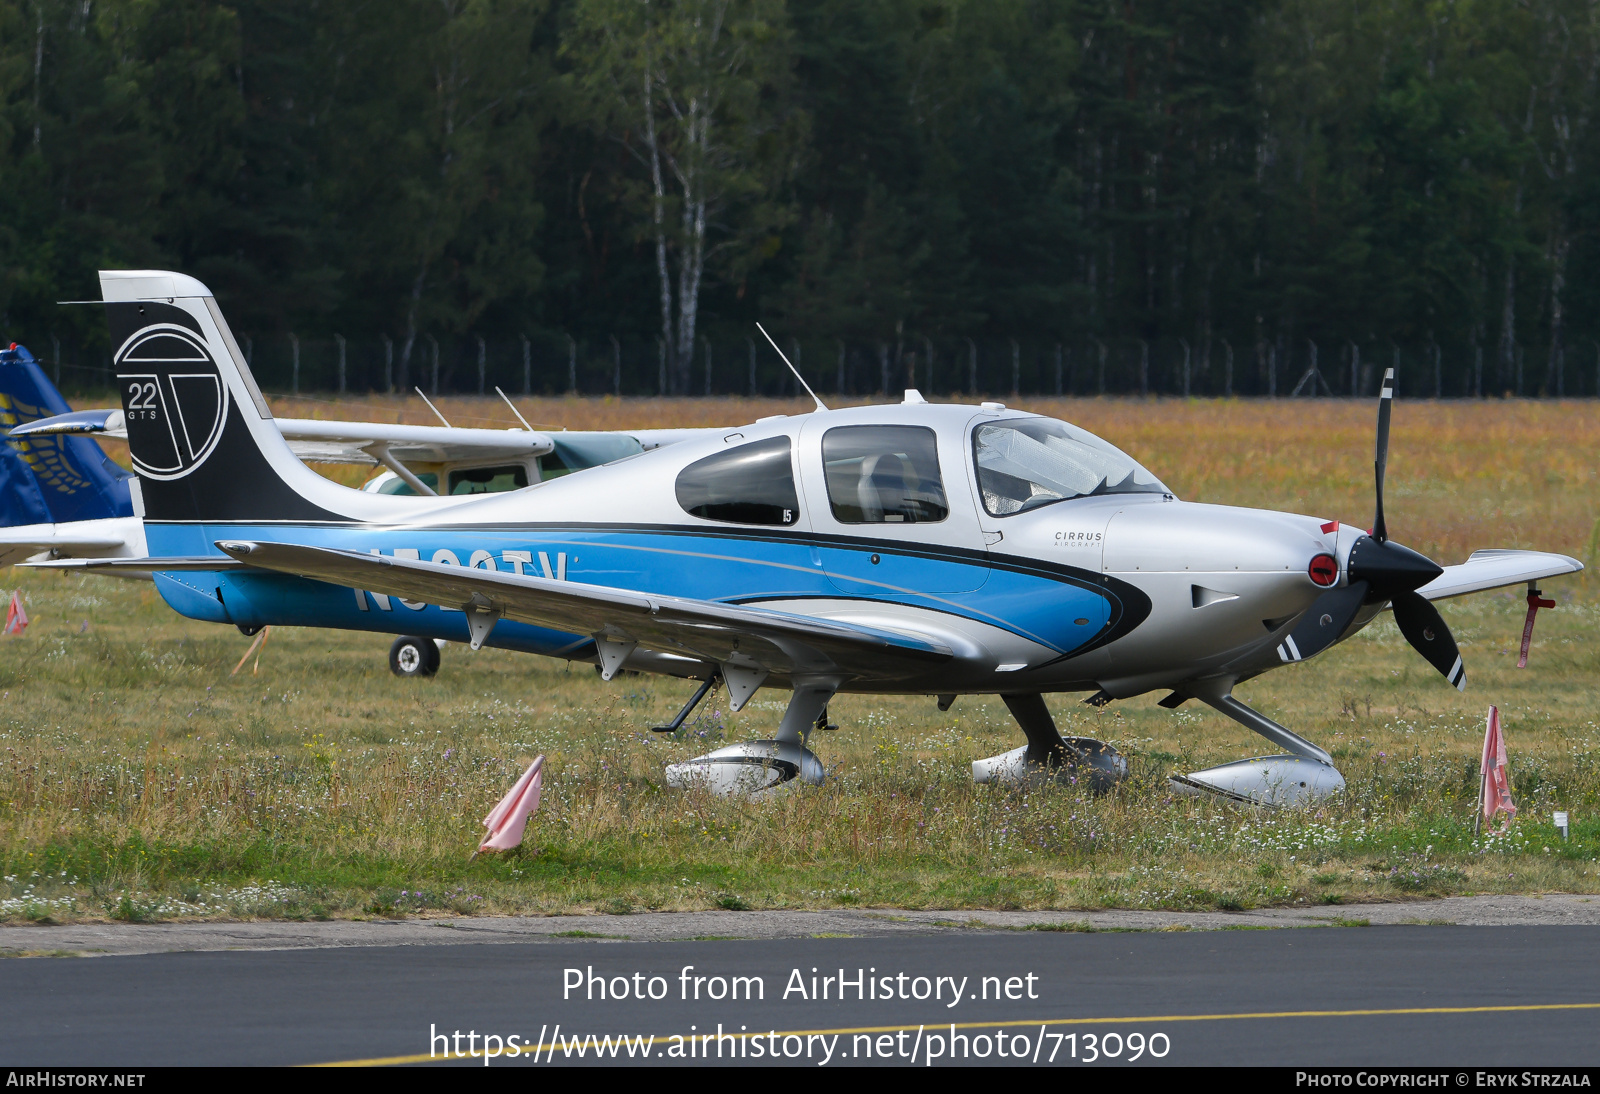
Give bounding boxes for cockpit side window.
[821,425,948,523]
[675,436,800,525]
[973,417,1168,516]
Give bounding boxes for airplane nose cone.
[1347,535,1443,593]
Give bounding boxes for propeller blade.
[1277,580,1370,664]
[1373,367,1394,542]
[1391,590,1465,691]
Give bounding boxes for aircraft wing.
[1417,549,1584,601]
[272,418,554,465]
[9,410,555,466]
[215,539,954,682]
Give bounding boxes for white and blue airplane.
[33,270,1584,803]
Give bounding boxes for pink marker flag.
[3,591,28,636]
[1480,706,1517,828]
[479,755,544,853]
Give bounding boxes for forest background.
[2,0,1599,400]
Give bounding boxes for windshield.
[973,417,1168,516]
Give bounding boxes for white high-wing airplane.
[33,271,1584,804]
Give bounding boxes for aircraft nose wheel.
[389,635,441,677]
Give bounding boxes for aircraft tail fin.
[98,271,348,523]
[0,343,134,525]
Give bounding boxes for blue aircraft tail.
[0,343,134,525]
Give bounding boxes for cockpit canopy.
[974,417,1167,516]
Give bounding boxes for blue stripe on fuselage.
[144,522,1113,657]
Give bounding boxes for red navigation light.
[1308,553,1339,587]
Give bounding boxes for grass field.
[2,394,1597,923]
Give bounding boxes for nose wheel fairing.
[1171,755,1345,806]
[1170,685,1344,806]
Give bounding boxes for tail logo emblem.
[114,326,229,480]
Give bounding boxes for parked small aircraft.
[32,271,1584,803]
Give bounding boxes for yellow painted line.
[308,1001,1600,1067]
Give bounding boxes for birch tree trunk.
[568,0,794,396]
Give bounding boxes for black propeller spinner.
[1278,369,1464,690]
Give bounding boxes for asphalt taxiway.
[3,898,1599,1066]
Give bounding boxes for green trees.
[565,0,800,393]
[1,0,1599,395]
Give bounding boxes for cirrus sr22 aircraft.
[34,270,1583,805]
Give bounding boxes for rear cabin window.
[449,465,529,495]
[675,436,800,525]
[822,425,948,523]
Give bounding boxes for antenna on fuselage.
[756,322,828,412]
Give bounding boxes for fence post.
[382,334,393,393]
[1094,338,1107,395]
[967,338,978,396]
[1010,339,1020,397]
[1138,339,1149,397]
[521,334,531,396]
[611,334,621,396]
[427,333,440,395]
[567,334,577,394]
[1180,338,1191,398]
[335,333,347,393]
[289,332,300,395]
[1222,339,1233,397]
[477,334,487,395]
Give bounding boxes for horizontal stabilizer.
[0,516,143,567]
[23,554,245,574]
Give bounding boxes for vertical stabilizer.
[0,343,133,524]
[99,271,349,523]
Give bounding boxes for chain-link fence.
[17,329,1600,400]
